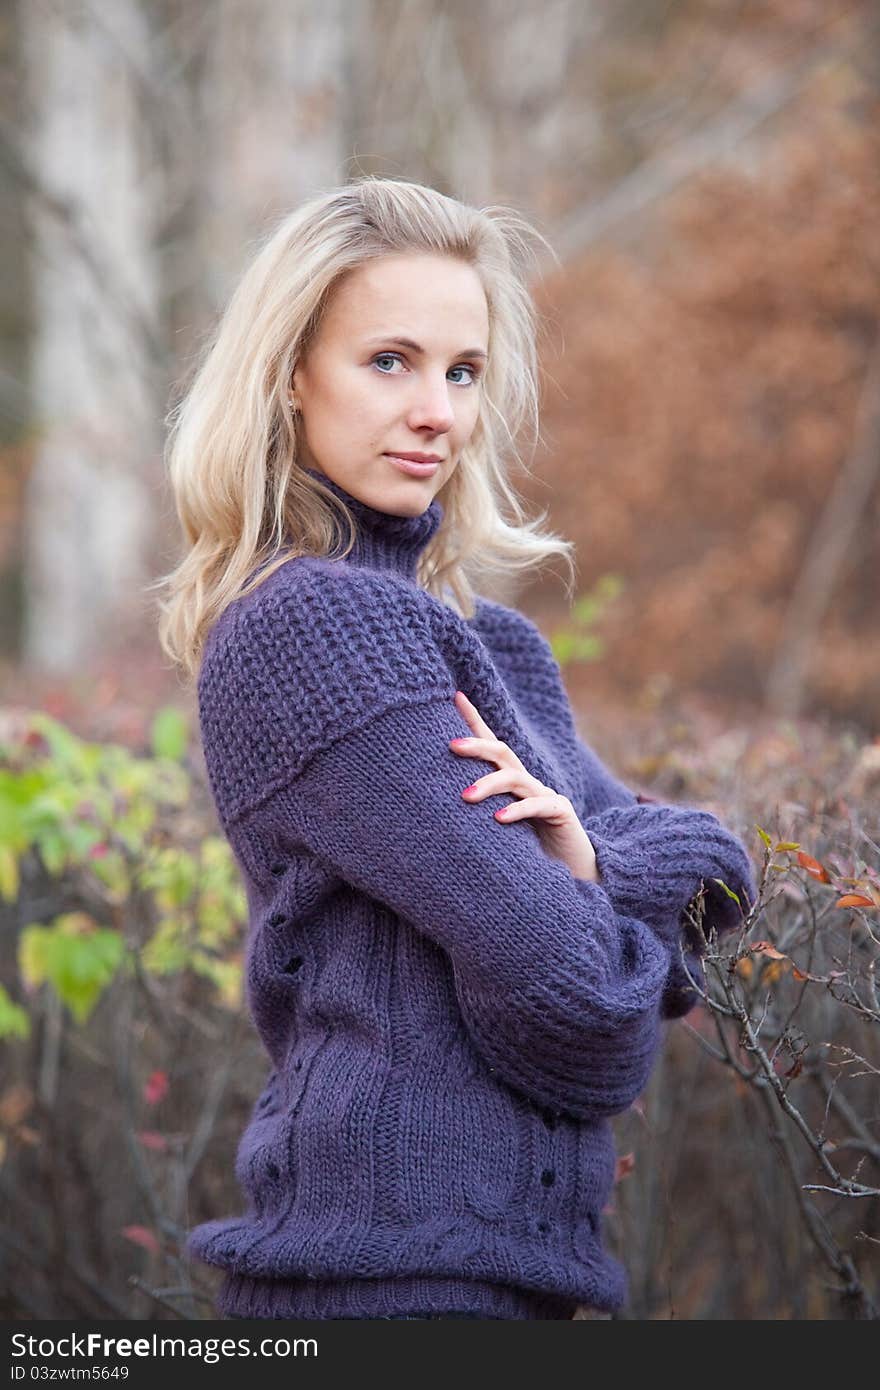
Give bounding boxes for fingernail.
[450,738,470,747]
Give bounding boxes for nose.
[406,374,456,435]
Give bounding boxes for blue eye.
[373,353,403,374]
[371,352,479,386]
[448,364,478,385]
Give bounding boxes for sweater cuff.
[584,802,756,949]
[588,825,666,922]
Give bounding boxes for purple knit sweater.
[186,467,756,1320]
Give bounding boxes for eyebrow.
[364,334,488,361]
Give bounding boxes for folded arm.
[572,735,756,1019]
[236,694,685,1124]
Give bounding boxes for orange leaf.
[0,1084,33,1129]
[835,894,875,909]
[761,959,787,984]
[614,1151,635,1182]
[797,852,830,883]
[750,941,787,960]
[791,965,829,983]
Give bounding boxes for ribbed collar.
[303,465,444,582]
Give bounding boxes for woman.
[154,177,756,1321]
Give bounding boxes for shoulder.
[198,558,454,827]
[203,556,440,685]
[470,593,558,670]
[472,593,550,649]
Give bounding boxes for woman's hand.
[449,690,600,883]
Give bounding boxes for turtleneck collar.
[303,465,444,582]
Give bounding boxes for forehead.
[323,253,489,343]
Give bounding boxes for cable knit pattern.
[187,467,756,1320]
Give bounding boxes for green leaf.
[87,849,131,901]
[711,877,741,905]
[36,829,69,876]
[150,706,189,762]
[0,845,19,901]
[0,983,30,1040]
[19,915,124,1024]
[141,915,192,974]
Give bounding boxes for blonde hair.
[150,176,575,685]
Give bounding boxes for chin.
[385,491,434,517]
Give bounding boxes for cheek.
[455,393,482,439]
[309,370,378,438]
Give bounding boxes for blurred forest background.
[0,0,878,1322]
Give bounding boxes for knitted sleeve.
[575,733,640,819]
[207,562,749,1121]
[569,733,756,1020]
[470,599,756,1022]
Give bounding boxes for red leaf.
[136,1130,168,1152]
[143,1070,169,1106]
[121,1225,160,1254]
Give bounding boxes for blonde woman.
[155,177,755,1321]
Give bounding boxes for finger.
[449,734,517,766]
[493,793,566,822]
[461,767,546,802]
[453,689,497,740]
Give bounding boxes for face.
[290,252,489,514]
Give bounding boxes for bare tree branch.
[544,37,856,267]
[764,330,880,718]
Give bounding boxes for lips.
[385,454,442,478]
[384,453,444,463]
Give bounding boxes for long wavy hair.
[151,176,575,685]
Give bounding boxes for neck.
[302,465,444,583]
